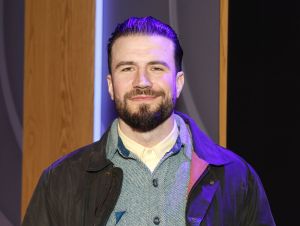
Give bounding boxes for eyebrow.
[114,61,136,70]
[114,61,171,70]
[148,61,170,69]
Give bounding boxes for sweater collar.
[86,111,232,171]
[106,116,193,162]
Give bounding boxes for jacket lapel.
[187,148,221,225]
[83,129,123,226]
[176,111,232,166]
[187,176,220,225]
[187,151,208,193]
[175,112,231,224]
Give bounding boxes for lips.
[125,89,165,100]
[129,95,158,101]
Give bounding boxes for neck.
[118,114,176,148]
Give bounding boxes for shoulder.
[47,141,101,173]
[35,141,103,191]
[35,140,108,199]
[46,129,111,175]
[175,112,262,184]
[214,145,264,190]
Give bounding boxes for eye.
[150,66,164,71]
[121,67,134,72]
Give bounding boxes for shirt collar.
[117,121,179,161]
[106,116,192,161]
[175,114,193,160]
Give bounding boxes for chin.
[131,103,160,113]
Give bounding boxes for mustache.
[124,88,165,99]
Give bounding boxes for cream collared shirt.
[118,121,179,172]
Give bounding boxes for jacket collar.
[86,129,112,172]
[175,111,232,166]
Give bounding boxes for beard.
[114,88,176,132]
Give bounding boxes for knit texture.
[105,115,192,226]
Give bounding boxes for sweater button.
[153,216,160,225]
[152,178,158,187]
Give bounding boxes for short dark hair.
[107,16,183,74]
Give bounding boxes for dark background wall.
[0,0,24,225]
[227,1,299,225]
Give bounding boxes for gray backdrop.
[101,0,220,142]
[0,0,24,225]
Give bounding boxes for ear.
[107,74,114,100]
[175,71,184,98]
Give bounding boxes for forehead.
[111,35,175,63]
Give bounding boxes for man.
[22,16,275,226]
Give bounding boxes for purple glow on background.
[93,0,103,141]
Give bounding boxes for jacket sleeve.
[240,164,276,226]
[22,170,58,226]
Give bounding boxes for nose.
[132,69,152,88]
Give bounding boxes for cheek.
[162,79,177,95]
[112,82,129,99]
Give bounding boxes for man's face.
[107,35,184,132]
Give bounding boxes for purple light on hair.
[107,16,183,74]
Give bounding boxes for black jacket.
[22,113,275,225]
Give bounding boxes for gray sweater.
[105,115,192,225]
